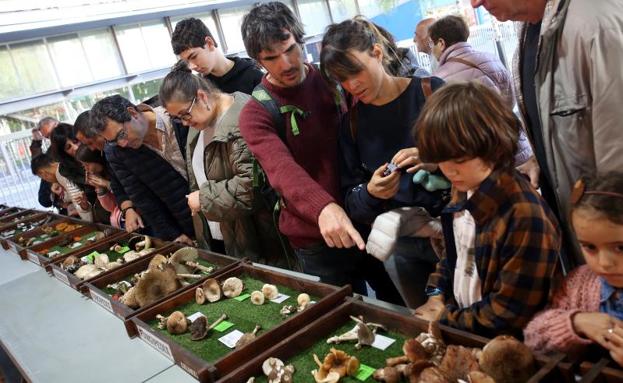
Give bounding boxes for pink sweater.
[523,265,600,353]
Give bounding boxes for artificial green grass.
[253,320,408,382]
[40,231,100,258]
[148,275,319,364]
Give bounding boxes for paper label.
[27,252,41,265]
[270,293,290,304]
[354,364,376,381]
[90,288,113,313]
[69,242,82,249]
[52,268,70,286]
[138,326,174,360]
[218,329,244,349]
[234,293,250,302]
[179,362,199,379]
[47,250,61,257]
[213,320,234,332]
[371,334,396,351]
[187,312,206,322]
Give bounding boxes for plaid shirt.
[428,170,562,338]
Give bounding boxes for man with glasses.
[90,95,194,244]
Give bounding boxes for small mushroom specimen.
[74,264,103,280]
[479,335,535,383]
[467,371,496,383]
[134,265,180,307]
[166,311,189,334]
[262,283,279,300]
[280,305,296,318]
[386,338,429,367]
[327,315,386,349]
[189,316,208,340]
[169,247,212,275]
[120,286,139,308]
[195,287,206,304]
[93,253,110,268]
[203,278,222,302]
[148,254,168,270]
[222,277,244,298]
[312,348,360,382]
[373,366,401,383]
[61,255,80,272]
[297,293,311,311]
[262,358,295,383]
[415,321,446,365]
[438,345,480,382]
[235,324,261,349]
[251,290,265,305]
[129,235,151,251]
[123,251,142,263]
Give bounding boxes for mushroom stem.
[176,273,204,280]
[156,314,167,330]
[386,355,409,367]
[207,314,228,331]
[184,261,213,274]
[251,324,261,336]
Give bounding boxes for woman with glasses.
[159,61,288,266]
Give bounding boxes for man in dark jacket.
[171,17,263,95]
[30,116,64,212]
[90,95,194,243]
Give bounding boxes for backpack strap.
[252,83,288,142]
[420,77,433,99]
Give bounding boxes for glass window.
[114,24,151,73]
[357,0,384,18]
[171,13,222,49]
[141,21,176,69]
[131,78,163,103]
[12,102,71,124]
[0,46,22,100]
[218,6,251,54]
[80,29,124,80]
[68,86,132,116]
[47,34,93,87]
[298,0,332,35]
[328,0,358,22]
[9,40,58,94]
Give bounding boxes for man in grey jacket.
[472,0,623,267]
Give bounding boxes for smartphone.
[382,163,400,177]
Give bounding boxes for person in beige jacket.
[472,0,623,268]
[159,61,289,266]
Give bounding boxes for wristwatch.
[425,287,444,297]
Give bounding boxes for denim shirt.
[600,278,623,321]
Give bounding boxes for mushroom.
[166,311,189,334]
[129,235,151,251]
[222,277,244,298]
[467,371,496,383]
[107,280,132,294]
[94,253,110,268]
[189,316,208,340]
[93,231,106,241]
[120,286,139,308]
[373,366,401,383]
[311,371,340,383]
[62,255,80,272]
[134,266,180,307]
[75,264,101,280]
[280,305,296,318]
[326,316,386,349]
[438,345,480,382]
[263,358,285,383]
[195,287,206,304]
[312,348,359,381]
[169,247,199,275]
[262,284,279,300]
[297,293,311,311]
[235,324,261,349]
[202,278,222,302]
[148,254,168,270]
[123,251,141,263]
[251,291,265,305]
[415,321,446,365]
[417,366,449,383]
[479,335,535,383]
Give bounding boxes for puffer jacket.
[513,0,623,212]
[187,92,283,263]
[434,42,514,108]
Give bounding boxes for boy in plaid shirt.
[413,82,562,338]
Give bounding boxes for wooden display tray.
[216,298,569,383]
[0,207,23,218]
[0,212,50,250]
[83,244,239,326]
[130,262,352,382]
[46,233,169,291]
[10,216,84,254]
[0,209,38,226]
[20,224,124,267]
[555,354,623,382]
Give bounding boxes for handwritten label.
[270,293,290,304]
[69,242,82,249]
[52,268,70,286]
[90,288,113,313]
[27,252,41,265]
[138,326,174,360]
[371,334,396,351]
[234,293,250,302]
[213,320,235,332]
[47,250,61,257]
[354,364,376,381]
[187,312,206,322]
[218,329,244,349]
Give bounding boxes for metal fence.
[0,130,48,209]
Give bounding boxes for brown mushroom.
[148,254,167,270]
[166,311,189,334]
[169,247,198,275]
[62,255,79,269]
[222,277,243,298]
[202,278,222,302]
[467,371,496,383]
[403,338,429,363]
[134,265,180,307]
[417,366,449,383]
[479,335,535,383]
[373,366,401,383]
[120,286,139,308]
[438,345,480,382]
[189,316,208,340]
[195,287,206,304]
[235,324,261,349]
[251,290,265,305]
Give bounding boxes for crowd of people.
[28,0,623,365]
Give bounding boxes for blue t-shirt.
[600,278,623,321]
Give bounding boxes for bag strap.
[251,83,288,143]
[445,57,495,83]
[420,77,433,99]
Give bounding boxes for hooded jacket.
[204,56,264,95]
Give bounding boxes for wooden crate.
[46,233,169,291]
[0,212,50,250]
[216,298,568,383]
[0,209,38,226]
[555,355,623,383]
[0,207,23,218]
[83,244,239,326]
[20,224,124,267]
[10,216,85,254]
[130,262,352,382]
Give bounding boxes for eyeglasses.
[570,178,623,205]
[171,96,196,122]
[105,123,128,146]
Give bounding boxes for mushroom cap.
[148,254,168,270]
[94,253,110,268]
[222,277,244,298]
[261,284,279,300]
[479,335,535,383]
[297,293,310,306]
[251,290,265,305]
[262,357,284,376]
[123,251,141,263]
[94,231,106,240]
[62,255,79,268]
[75,264,99,279]
[202,278,222,302]
[169,247,198,275]
[189,316,208,340]
[120,286,139,308]
[403,338,429,363]
[373,367,401,383]
[134,266,180,307]
[166,311,188,334]
[128,235,145,251]
[195,287,206,304]
[355,321,375,346]
[467,371,496,383]
[345,356,360,376]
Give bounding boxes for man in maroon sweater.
[239,2,402,304]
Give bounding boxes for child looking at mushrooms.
[524,172,623,366]
[412,82,561,338]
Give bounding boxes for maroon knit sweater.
[239,65,342,248]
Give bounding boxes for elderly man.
[414,17,436,55]
[471,0,623,266]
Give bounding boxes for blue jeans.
[294,243,404,306]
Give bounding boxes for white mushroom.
[222,277,243,298]
[169,247,198,275]
[75,264,100,280]
[262,284,279,300]
[263,358,285,382]
[203,278,222,302]
[123,251,141,263]
[251,290,265,305]
[195,287,206,304]
[297,293,311,311]
[94,253,110,268]
[120,286,139,308]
